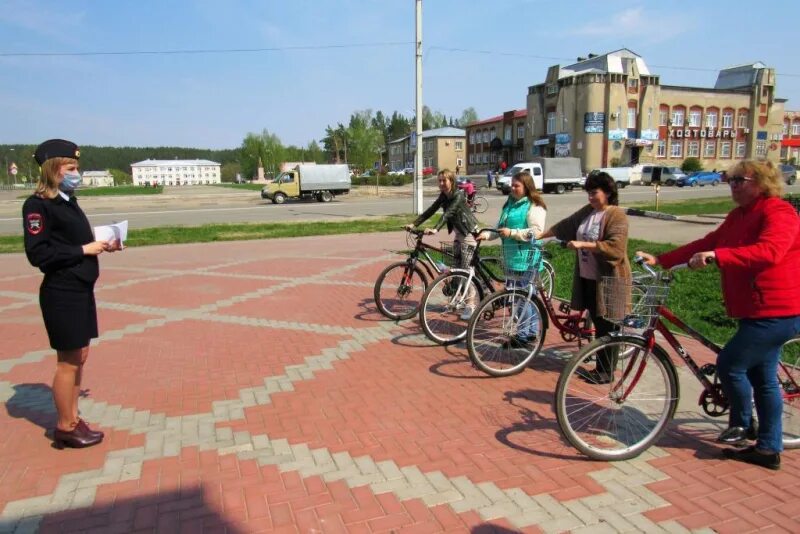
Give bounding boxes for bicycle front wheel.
[467,290,546,376]
[472,196,489,213]
[555,335,679,461]
[419,271,483,345]
[780,336,800,448]
[537,260,555,301]
[374,261,428,320]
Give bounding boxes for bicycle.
[555,258,800,461]
[467,195,489,214]
[466,238,600,377]
[373,228,449,320]
[418,230,557,346]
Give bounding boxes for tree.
[387,112,411,141]
[681,157,703,173]
[221,162,241,183]
[305,140,325,163]
[458,107,479,127]
[109,168,132,186]
[239,129,284,179]
[347,110,384,173]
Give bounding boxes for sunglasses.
[728,175,753,186]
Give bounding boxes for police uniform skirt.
[39,286,98,351]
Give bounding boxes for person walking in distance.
[22,139,121,449]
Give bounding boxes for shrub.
[681,157,703,173]
[609,157,622,168]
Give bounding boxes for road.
[1,183,798,244]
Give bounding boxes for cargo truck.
[496,157,583,194]
[261,164,351,204]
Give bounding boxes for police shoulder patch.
[26,213,44,235]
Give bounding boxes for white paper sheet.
[93,220,128,249]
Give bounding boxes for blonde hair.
[513,171,547,209]
[437,168,456,194]
[35,157,77,199]
[728,159,783,197]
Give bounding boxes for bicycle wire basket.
[600,276,670,328]
[500,241,544,284]
[439,241,476,269]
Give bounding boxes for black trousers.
[580,277,619,374]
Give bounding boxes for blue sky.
[1,0,798,149]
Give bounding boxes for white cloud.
[569,6,693,43]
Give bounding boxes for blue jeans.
[506,274,539,338]
[717,316,800,453]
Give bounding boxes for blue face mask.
[59,172,82,192]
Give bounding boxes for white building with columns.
[131,159,222,186]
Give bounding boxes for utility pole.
[414,0,423,214]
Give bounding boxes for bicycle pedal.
[558,302,571,313]
[699,363,716,376]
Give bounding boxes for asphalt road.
[1,182,798,245]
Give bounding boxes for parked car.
[422,166,435,177]
[780,164,797,185]
[676,171,722,188]
[387,169,405,176]
[402,167,414,175]
[640,165,686,186]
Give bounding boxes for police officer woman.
[23,139,120,449]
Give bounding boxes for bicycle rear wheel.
[466,289,546,376]
[419,271,483,345]
[780,336,800,448]
[374,261,428,320]
[555,335,679,460]
[472,196,489,213]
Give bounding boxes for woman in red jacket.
[637,159,800,470]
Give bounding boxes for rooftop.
[131,159,220,166]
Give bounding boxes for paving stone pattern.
[0,233,797,533]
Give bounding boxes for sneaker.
[576,367,613,385]
[460,306,475,321]
[717,423,758,445]
[722,445,780,471]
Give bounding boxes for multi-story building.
[782,111,800,163]
[465,110,527,174]
[525,49,786,173]
[130,159,222,186]
[387,127,466,174]
[81,170,114,187]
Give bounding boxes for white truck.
[261,164,351,204]
[496,157,583,194]
[588,167,631,188]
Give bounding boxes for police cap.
[33,139,81,165]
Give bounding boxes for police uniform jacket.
[23,193,99,290]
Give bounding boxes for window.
[793,122,800,135]
[704,140,716,158]
[627,107,636,129]
[688,110,701,127]
[546,84,558,95]
[469,133,475,144]
[455,141,463,150]
[456,158,463,167]
[687,141,700,157]
[469,154,474,164]
[647,107,653,128]
[659,108,669,126]
[670,140,683,158]
[671,109,684,127]
[627,78,639,90]
[756,141,767,157]
[517,123,525,139]
[705,111,718,128]
[720,141,731,158]
[504,125,512,141]
[722,111,733,129]
[738,112,749,128]
[785,122,790,135]
[547,112,556,134]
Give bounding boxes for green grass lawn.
[627,196,734,215]
[17,185,164,199]
[213,183,264,191]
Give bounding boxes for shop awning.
[782,138,800,147]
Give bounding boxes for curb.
[623,207,719,225]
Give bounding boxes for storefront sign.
[757,131,768,140]
[668,128,744,139]
[555,133,571,144]
[608,129,627,141]
[624,139,653,147]
[533,138,550,146]
[584,112,605,133]
[640,129,660,140]
[555,143,571,157]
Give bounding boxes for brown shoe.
[53,426,103,449]
[77,418,104,439]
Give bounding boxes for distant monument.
[257,157,265,181]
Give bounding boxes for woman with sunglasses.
[637,159,800,470]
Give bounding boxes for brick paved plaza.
[0,232,798,533]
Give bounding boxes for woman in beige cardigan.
[538,171,631,384]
